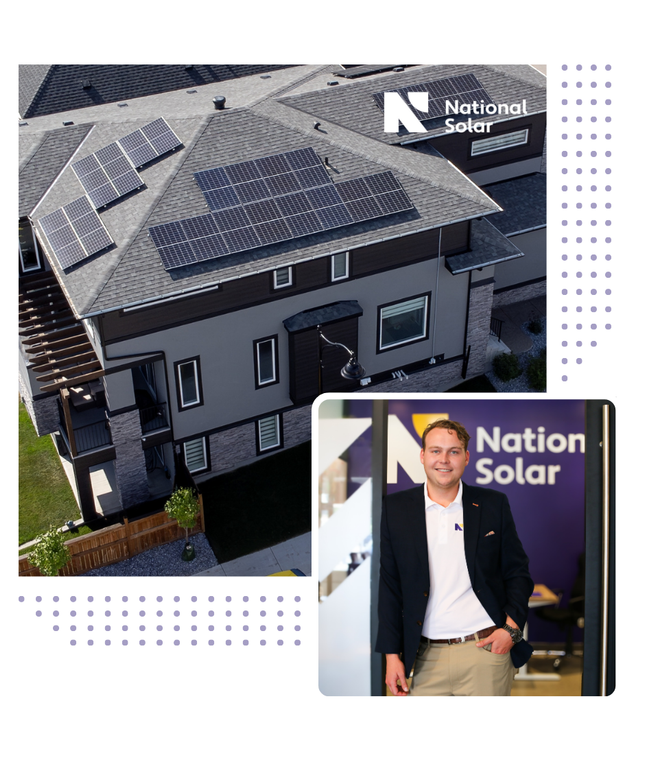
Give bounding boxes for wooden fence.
[19,498,205,577]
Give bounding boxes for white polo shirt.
[422,481,495,639]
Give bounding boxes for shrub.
[492,352,522,382]
[164,488,200,542]
[29,526,71,576]
[527,350,547,392]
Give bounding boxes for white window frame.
[378,295,429,351]
[176,358,201,409]
[470,129,529,157]
[273,266,292,289]
[257,414,281,452]
[331,251,349,282]
[255,337,278,387]
[184,437,208,473]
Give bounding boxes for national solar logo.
[375,74,527,135]
[455,523,463,531]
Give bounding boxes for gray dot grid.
[557,64,613,383]
[17,592,304,649]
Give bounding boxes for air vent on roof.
[81,79,92,89]
[213,96,226,110]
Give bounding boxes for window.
[175,357,202,410]
[254,336,279,388]
[331,252,349,281]
[19,218,42,273]
[378,295,429,351]
[470,129,529,157]
[257,414,282,453]
[273,266,293,289]
[184,437,208,473]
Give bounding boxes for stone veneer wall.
[464,280,495,378]
[493,280,547,309]
[19,375,59,436]
[207,405,312,476]
[109,409,149,508]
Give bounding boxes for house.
[18,64,546,523]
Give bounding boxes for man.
[375,419,534,696]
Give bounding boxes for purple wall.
[347,399,586,644]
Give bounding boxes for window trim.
[256,414,283,454]
[330,251,349,282]
[377,292,430,353]
[470,128,530,157]
[174,357,204,411]
[273,266,293,290]
[183,436,209,474]
[253,335,279,389]
[19,218,43,273]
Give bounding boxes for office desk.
[514,584,561,681]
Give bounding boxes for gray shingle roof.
[445,218,524,275]
[19,123,93,217]
[19,64,295,119]
[483,173,546,235]
[24,65,540,319]
[278,64,546,145]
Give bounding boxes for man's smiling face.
[420,427,470,495]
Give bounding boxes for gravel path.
[83,532,219,576]
[485,317,547,393]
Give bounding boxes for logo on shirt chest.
[455,523,464,531]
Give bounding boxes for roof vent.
[81,79,92,89]
[393,67,405,72]
[313,121,321,130]
[213,96,226,110]
[327,80,339,86]
[62,121,74,126]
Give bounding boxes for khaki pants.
[410,636,516,696]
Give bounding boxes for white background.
[5,5,638,757]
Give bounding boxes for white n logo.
[383,92,429,133]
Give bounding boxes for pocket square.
[485,531,495,537]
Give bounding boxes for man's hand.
[385,653,409,695]
[476,616,519,654]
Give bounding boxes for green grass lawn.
[200,441,311,563]
[19,401,84,546]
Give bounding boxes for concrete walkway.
[194,532,311,577]
[492,296,546,355]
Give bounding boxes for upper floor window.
[331,252,349,282]
[19,218,42,273]
[378,294,429,351]
[273,266,293,289]
[175,357,202,410]
[254,336,279,388]
[470,129,529,157]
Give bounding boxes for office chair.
[535,553,585,669]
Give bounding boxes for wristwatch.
[502,624,523,644]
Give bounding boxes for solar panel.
[373,73,495,122]
[150,149,415,270]
[119,118,182,168]
[72,141,143,208]
[39,196,113,269]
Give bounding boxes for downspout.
[429,228,442,363]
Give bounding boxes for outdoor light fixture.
[317,325,366,392]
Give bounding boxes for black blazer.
[375,481,534,676]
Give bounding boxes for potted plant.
[164,487,201,561]
[29,526,71,576]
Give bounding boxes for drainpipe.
[429,228,442,363]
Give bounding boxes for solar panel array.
[118,118,182,168]
[38,196,113,270]
[373,73,495,121]
[72,118,182,208]
[149,147,415,271]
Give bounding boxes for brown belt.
[421,625,498,645]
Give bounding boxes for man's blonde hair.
[421,419,471,451]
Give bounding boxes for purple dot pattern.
[559,64,613,383]
[17,589,306,650]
